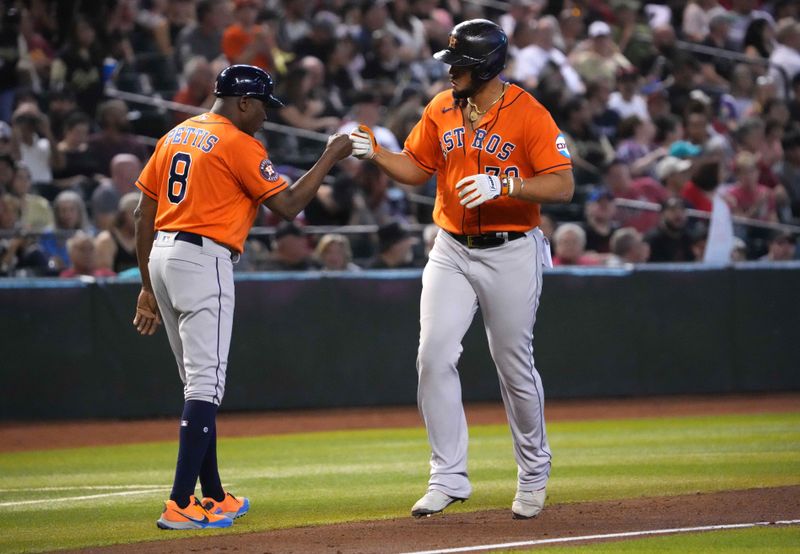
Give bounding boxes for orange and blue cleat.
[156,495,233,530]
[202,491,250,520]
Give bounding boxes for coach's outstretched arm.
[265,134,352,220]
[349,125,431,185]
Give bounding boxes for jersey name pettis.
[164,126,220,153]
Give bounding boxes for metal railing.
[105,86,330,143]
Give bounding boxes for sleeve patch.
[555,134,571,159]
[259,158,279,182]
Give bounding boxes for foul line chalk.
[399,519,800,554]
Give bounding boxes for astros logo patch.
[555,134,570,159]
[260,158,279,182]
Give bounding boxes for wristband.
[500,175,515,196]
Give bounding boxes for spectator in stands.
[656,156,693,198]
[366,221,417,269]
[769,18,800,97]
[743,17,775,75]
[0,5,22,123]
[49,16,104,116]
[293,11,338,65]
[729,0,774,51]
[697,12,736,87]
[608,68,648,122]
[585,79,619,143]
[94,191,138,274]
[788,73,800,122]
[259,221,318,271]
[386,0,427,63]
[275,0,310,52]
[614,115,664,177]
[725,151,779,223]
[719,64,756,128]
[760,230,797,261]
[171,56,215,124]
[86,100,147,177]
[604,158,667,233]
[682,0,727,43]
[665,54,701,117]
[324,36,363,113]
[355,1,390,54]
[222,0,276,72]
[361,30,405,101]
[511,16,584,96]
[606,226,650,266]
[682,158,719,212]
[59,230,115,278]
[313,233,361,272]
[646,198,696,262]
[43,89,78,144]
[777,130,800,222]
[358,163,412,226]
[582,188,619,254]
[337,91,401,152]
[10,102,63,192]
[0,122,11,157]
[53,112,99,199]
[561,97,610,186]
[8,162,53,232]
[91,153,142,231]
[570,20,632,86]
[0,193,49,277]
[175,0,230,70]
[39,190,93,272]
[552,223,598,266]
[0,154,13,194]
[276,66,340,132]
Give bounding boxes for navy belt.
[161,231,237,260]
[174,231,203,246]
[447,231,526,249]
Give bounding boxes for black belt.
[161,231,238,260]
[447,231,526,249]
[174,231,203,246]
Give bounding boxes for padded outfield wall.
[1,263,798,420]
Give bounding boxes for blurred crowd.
[0,0,799,278]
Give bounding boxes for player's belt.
[447,231,526,249]
[171,231,238,260]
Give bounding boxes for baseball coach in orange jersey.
[132,64,351,530]
[350,19,574,520]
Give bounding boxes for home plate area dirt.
[80,485,799,554]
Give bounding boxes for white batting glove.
[456,174,502,209]
[349,124,379,160]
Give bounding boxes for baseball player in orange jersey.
[350,19,574,519]
[132,64,351,530]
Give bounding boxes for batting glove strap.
[456,174,502,209]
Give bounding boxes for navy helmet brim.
[433,48,482,66]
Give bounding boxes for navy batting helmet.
[434,19,508,81]
[214,64,284,108]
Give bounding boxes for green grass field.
[1,412,798,553]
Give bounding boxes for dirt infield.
[2,393,799,453]
[75,486,799,554]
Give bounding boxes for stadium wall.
[1,264,798,420]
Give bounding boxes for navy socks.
[170,400,219,508]
[199,424,225,503]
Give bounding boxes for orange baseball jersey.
[135,112,287,253]
[403,83,572,235]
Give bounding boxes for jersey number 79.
[168,152,192,204]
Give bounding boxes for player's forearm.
[275,151,340,220]
[371,150,431,186]
[133,196,158,292]
[510,170,574,204]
